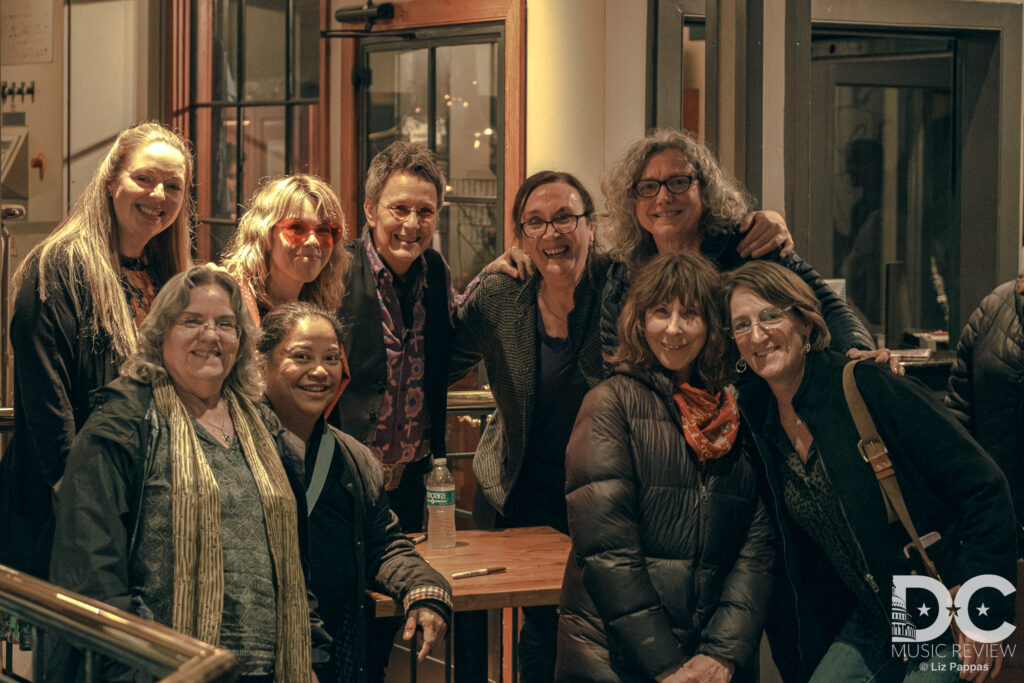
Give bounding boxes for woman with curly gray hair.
[47,265,328,682]
[601,128,876,359]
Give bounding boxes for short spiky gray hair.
[122,265,262,400]
[363,141,446,213]
[604,128,753,272]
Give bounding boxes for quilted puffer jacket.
[556,364,775,683]
[946,278,1024,549]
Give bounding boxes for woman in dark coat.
[724,260,1016,683]
[945,276,1024,553]
[259,302,451,683]
[48,266,326,682]
[0,122,193,579]
[557,252,775,683]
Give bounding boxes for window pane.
[293,0,319,98]
[241,106,287,199]
[435,43,499,198]
[244,0,286,100]
[210,0,239,101]
[437,200,500,291]
[366,48,429,160]
[195,107,239,221]
[289,104,319,174]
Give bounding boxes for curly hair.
[607,251,730,392]
[221,174,350,312]
[604,128,753,272]
[122,265,262,401]
[721,260,831,351]
[363,141,446,214]
[11,122,194,360]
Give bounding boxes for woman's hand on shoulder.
[484,246,534,279]
[846,347,905,376]
[657,654,735,683]
[737,210,793,259]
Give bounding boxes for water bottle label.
[426,489,455,506]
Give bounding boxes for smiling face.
[729,286,810,389]
[268,198,329,292]
[644,297,707,382]
[162,284,239,402]
[364,171,438,276]
[263,316,343,423]
[519,181,593,288]
[108,141,187,258]
[634,148,704,254]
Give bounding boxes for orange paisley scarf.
[673,383,740,462]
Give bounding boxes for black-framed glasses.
[520,213,586,238]
[383,203,438,223]
[727,305,794,339]
[633,174,698,198]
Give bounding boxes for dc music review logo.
[891,575,1016,644]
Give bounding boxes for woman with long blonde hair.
[0,121,193,579]
[221,174,350,323]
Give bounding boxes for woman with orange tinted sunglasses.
[222,174,351,324]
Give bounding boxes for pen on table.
[452,567,507,580]
[410,534,427,545]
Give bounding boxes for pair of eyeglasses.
[383,203,438,224]
[520,213,586,238]
[727,305,793,339]
[277,219,343,249]
[633,174,698,198]
[175,315,240,340]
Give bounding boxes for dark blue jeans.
[810,610,962,682]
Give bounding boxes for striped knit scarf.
[153,375,311,682]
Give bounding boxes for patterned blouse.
[120,256,160,328]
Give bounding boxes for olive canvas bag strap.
[842,359,942,583]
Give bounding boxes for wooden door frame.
[331,0,525,244]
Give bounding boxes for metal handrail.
[446,389,495,414]
[0,566,238,682]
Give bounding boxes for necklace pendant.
[221,432,231,445]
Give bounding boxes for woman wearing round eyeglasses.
[601,128,876,361]
[47,265,328,681]
[722,260,1015,683]
[450,170,612,681]
[221,173,350,325]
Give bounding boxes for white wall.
[526,0,646,204]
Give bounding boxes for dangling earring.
[735,358,747,373]
[803,341,811,354]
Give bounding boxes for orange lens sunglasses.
[277,218,343,249]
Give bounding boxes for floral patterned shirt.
[364,232,434,466]
[120,256,159,328]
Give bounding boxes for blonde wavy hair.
[221,174,350,312]
[604,128,753,272]
[11,122,194,360]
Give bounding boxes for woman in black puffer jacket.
[557,252,776,683]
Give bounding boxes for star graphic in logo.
[977,603,990,617]
[917,604,931,617]
[947,602,961,619]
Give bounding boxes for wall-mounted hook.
[30,153,46,179]
[24,82,35,102]
[0,82,7,102]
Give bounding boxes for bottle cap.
[434,457,446,466]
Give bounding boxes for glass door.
[808,33,956,347]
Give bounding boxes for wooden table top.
[371,526,572,616]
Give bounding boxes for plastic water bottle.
[426,457,456,548]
